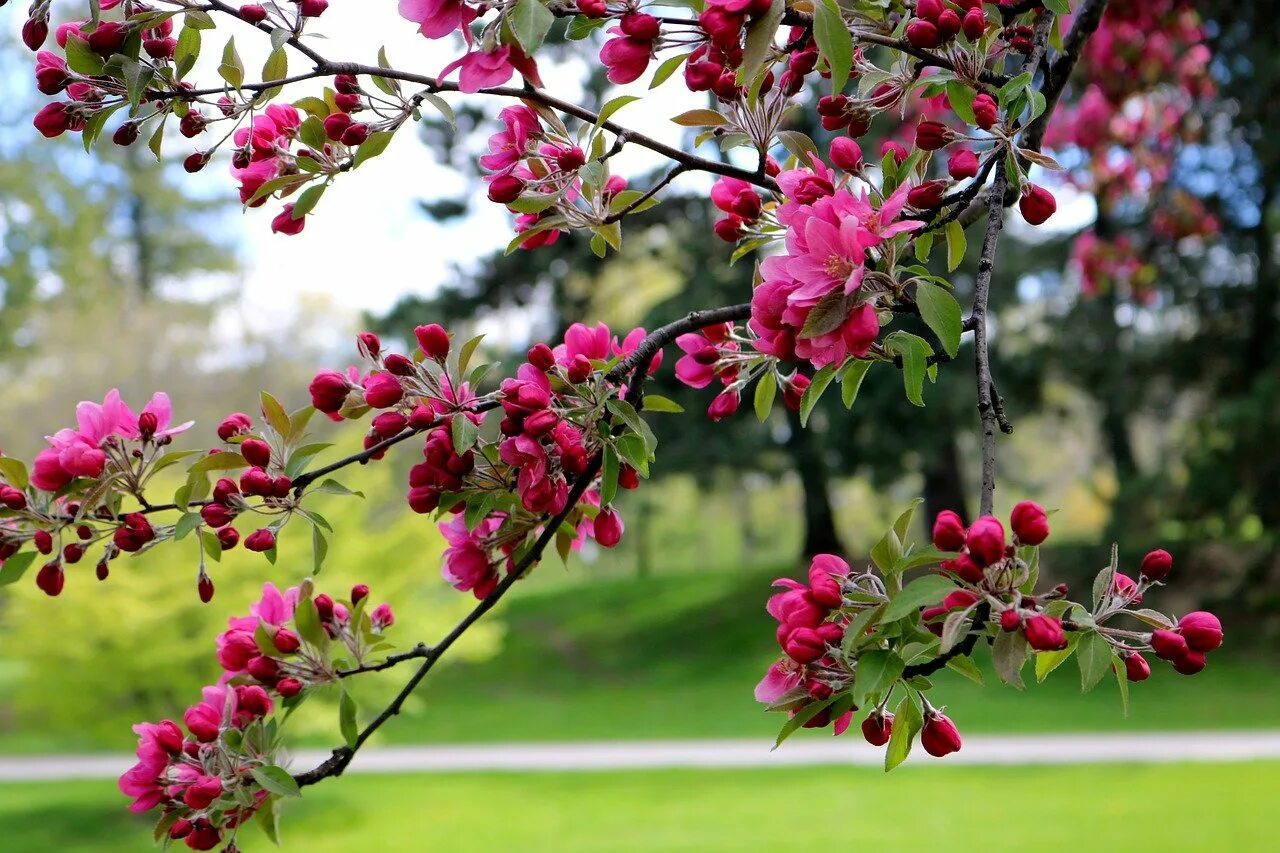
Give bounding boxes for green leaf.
[310,478,364,498]
[884,694,923,771]
[565,15,606,40]
[456,334,485,378]
[813,0,853,93]
[613,433,649,477]
[772,694,839,750]
[1035,645,1076,682]
[311,524,328,575]
[64,35,105,76]
[892,498,923,543]
[754,371,777,422]
[839,359,873,409]
[219,36,245,88]
[992,629,1029,688]
[260,391,290,436]
[671,109,729,127]
[299,115,327,150]
[600,446,619,507]
[254,796,281,845]
[200,529,223,564]
[352,131,395,168]
[0,457,30,490]
[649,53,687,89]
[799,364,837,427]
[944,218,968,271]
[1077,630,1112,693]
[946,655,985,685]
[737,0,785,85]
[294,596,326,648]
[639,394,683,414]
[890,333,932,407]
[174,512,201,542]
[870,528,902,575]
[291,183,326,219]
[882,574,956,622]
[419,92,455,128]
[595,95,641,128]
[915,282,963,358]
[250,765,301,798]
[1113,652,1131,716]
[851,650,905,708]
[1042,0,1072,14]
[262,47,288,83]
[339,688,359,747]
[189,451,248,474]
[0,552,37,587]
[451,415,480,454]
[508,0,555,54]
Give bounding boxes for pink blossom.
[479,105,541,173]
[440,47,518,94]
[674,333,718,389]
[440,514,503,598]
[754,659,802,704]
[398,0,477,40]
[600,31,654,85]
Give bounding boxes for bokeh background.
[2,2,1279,851]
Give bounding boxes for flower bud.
[906,180,947,209]
[708,390,741,422]
[415,324,451,360]
[936,8,961,38]
[244,528,276,552]
[1000,608,1022,632]
[271,475,292,498]
[217,413,252,441]
[861,712,893,746]
[783,627,827,664]
[1138,549,1173,582]
[239,4,268,24]
[916,0,944,20]
[341,123,371,146]
[942,553,985,584]
[1023,614,1067,651]
[183,775,223,810]
[1018,184,1057,226]
[299,0,329,17]
[273,627,301,654]
[371,602,395,630]
[383,353,414,376]
[276,677,304,697]
[351,584,370,606]
[905,20,942,49]
[334,92,362,113]
[198,574,215,602]
[240,438,272,468]
[962,7,987,40]
[372,411,409,439]
[1171,650,1206,675]
[335,74,360,94]
[246,655,280,680]
[948,148,980,180]
[932,510,966,552]
[112,122,139,146]
[1178,611,1222,653]
[713,215,745,242]
[921,712,962,757]
[972,93,998,130]
[567,354,593,384]
[1150,629,1188,661]
[323,112,353,141]
[22,17,50,51]
[829,136,864,172]
[1009,500,1050,545]
[487,174,526,204]
[34,529,54,555]
[1124,652,1151,682]
[965,515,1006,566]
[526,343,555,371]
[914,120,950,151]
[240,467,273,497]
[594,507,624,548]
[314,593,335,622]
[217,526,239,551]
[362,373,404,409]
[36,561,64,596]
[200,503,235,529]
[620,12,660,40]
[1112,572,1141,603]
[408,405,437,430]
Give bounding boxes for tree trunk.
[1246,183,1276,376]
[785,409,845,558]
[923,433,970,524]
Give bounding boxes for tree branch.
[971,167,1010,518]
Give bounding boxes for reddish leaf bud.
[1178,612,1223,653]
[862,712,893,746]
[932,510,967,552]
[1124,652,1151,682]
[415,324,451,360]
[594,507,624,548]
[244,528,276,552]
[965,515,1006,566]
[1010,500,1050,545]
[1150,629,1188,661]
[972,93,998,130]
[240,438,272,468]
[1138,548,1173,582]
[1018,184,1057,225]
[921,712,962,757]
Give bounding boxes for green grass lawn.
[370,565,1280,745]
[3,762,1275,851]
[2,564,1278,755]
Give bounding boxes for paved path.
[4,732,1280,782]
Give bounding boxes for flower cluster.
[756,500,1224,768]
[121,580,394,849]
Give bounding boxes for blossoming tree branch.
[6,0,1222,848]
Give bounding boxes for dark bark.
[785,408,845,558]
[923,433,971,525]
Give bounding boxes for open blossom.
[479,105,541,173]
[440,45,541,94]
[440,514,506,598]
[398,0,477,39]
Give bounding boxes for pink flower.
[754,659,802,704]
[441,47,519,94]
[371,603,395,630]
[556,322,613,366]
[479,105,541,173]
[440,515,503,598]
[398,0,477,40]
[600,31,654,85]
[674,333,718,389]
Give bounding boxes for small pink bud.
[708,390,741,421]
[972,93,999,130]
[1018,184,1057,226]
[594,507,624,548]
[921,712,962,757]
[1171,650,1207,675]
[217,412,253,441]
[198,574,215,602]
[1000,609,1022,632]
[276,677,304,697]
[244,528,276,552]
[415,324,450,360]
[914,120,950,151]
[217,526,239,551]
[905,20,942,49]
[357,331,382,359]
[351,584,370,606]
[932,510,967,552]
[1023,614,1067,651]
[965,515,1006,566]
[362,373,404,409]
[1124,652,1151,682]
[527,343,556,371]
[36,561,64,596]
[1009,500,1050,545]
[1138,549,1173,582]
[239,4,268,24]
[861,712,893,746]
[829,136,863,172]
[948,149,980,180]
[1178,611,1223,653]
[240,438,272,468]
[273,627,301,654]
[1150,629,1188,661]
